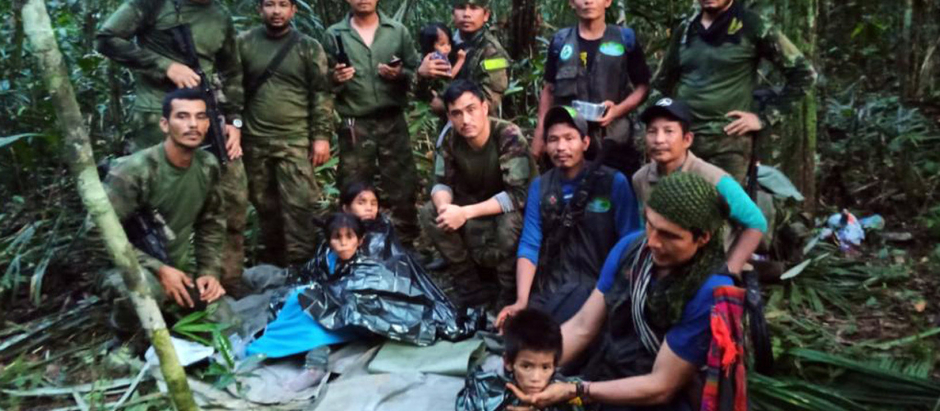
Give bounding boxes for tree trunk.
[899,0,914,102]
[779,0,819,214]
[509,0,538,60]
[21,1,199,410]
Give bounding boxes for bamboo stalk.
[20,1,198,410]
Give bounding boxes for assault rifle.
[168,24,230,165]
[123,209,176,265]
[96,160,176,264]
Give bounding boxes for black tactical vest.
[535,164,619,295]
[581,238,665,383]
[550,25,636,107]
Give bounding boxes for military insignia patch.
[599,42,625,57]
[482,57,509,71]
[586,197,612,213]
[728,18,744,35]
[560,44,573,61]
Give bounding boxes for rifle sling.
[247,31,302,99]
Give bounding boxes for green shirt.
[435,118,535,209]
[104,144,226,279]
[652,7,815,136]
[96,0,243,118]
[239,27,334,146]
[323,12,420,117]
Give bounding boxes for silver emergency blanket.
[295,215,481,346]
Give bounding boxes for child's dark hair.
[322,212,364,240]
[339,181,378,208]
[503,309,563,364]
[419,23,451,56]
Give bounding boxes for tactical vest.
[550,25,636,107]
[581,237,664,382]
[535,164,619,295]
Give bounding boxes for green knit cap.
[647,172,725,235]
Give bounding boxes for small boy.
[456,309,584,411]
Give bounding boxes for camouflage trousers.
[130,113,249,298]
[418,201,523,308]
[244,141,321,267]
[693,132,753,184]
[96,268,233,336]
[337,110,419,245]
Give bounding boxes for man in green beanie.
[507,172,736,411]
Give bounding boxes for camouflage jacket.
[96,0,243,119]
[104,144,226,279]
[239,27,334,147]
[435,118,535,210]
[652,4,816,136]
[453,28,511,110]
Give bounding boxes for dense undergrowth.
[1,0,939,409]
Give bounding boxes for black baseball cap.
[639,98,693,130]
[543,106,589,137]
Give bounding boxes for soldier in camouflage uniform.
[323,0,422,245]
[418,0,511,112]
[419,80,536,308]
[99,89,227,334]
[652,0,816,182]
[239,0,334,266]
[96,0,249,297]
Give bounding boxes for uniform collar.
[335,10,396,32]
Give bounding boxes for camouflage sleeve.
[103,159,165,274]
[95,0,174,81]
[217,16,244,121]
[497,125,534,210]
[755,18,817,127]
[651,20,686,96]
[434,139,455,189]
[193,161,226,280]
[308,39,335,142]
[477,41,511,109]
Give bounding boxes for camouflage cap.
[452,0,490,7]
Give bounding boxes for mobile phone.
[334,35,351,66]
[388,57,403,67]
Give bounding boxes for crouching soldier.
[99,89,227,337]
[420,80,536,308]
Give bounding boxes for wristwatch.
[231,118,243,129]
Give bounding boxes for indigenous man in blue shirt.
[507,172,737,411]
[496,106,640,327]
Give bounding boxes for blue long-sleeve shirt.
[517,170,640,265]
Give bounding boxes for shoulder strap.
[247,31,302,97]
[619,27,636,52]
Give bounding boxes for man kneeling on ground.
[497,106,639,326]
[508,173,736,411]
[420,80,536,308]
[99,89,227,337]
